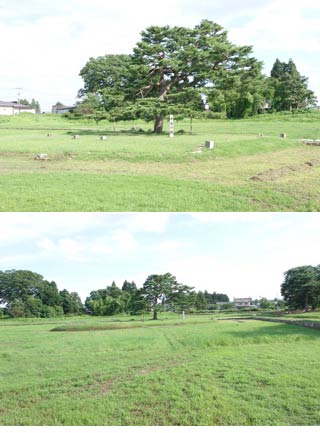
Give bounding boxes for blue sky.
[1,212,319,302]
[0,0,319,111]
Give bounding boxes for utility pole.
[14,87,23,103]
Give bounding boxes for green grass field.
[0,111,320,210]
[1,313,320,425]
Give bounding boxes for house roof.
[0,101,33,109]
[53,104,76,110]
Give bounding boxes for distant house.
[0,101,36,116]
[52,104,76,114]
[233,297,253,308]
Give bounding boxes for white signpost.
[169,115,174,138]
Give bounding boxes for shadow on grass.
[65,128,156,137]
[225,321,320,341]
[65,128,194,137]
[50,321,186,332]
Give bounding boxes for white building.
[52,104,76,114]
[233,297,253,308]
[0,101,36,115]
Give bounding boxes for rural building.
[52,104,76,114]
[0,101,36,115]
[233,297,253,308]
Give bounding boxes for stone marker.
[35,153,48,160]
[205,140,214,149]
[280,133,287,138]
[72,135,80,139]
[304,140,320,146]
[47,133,52,137]
[100,136,107,140]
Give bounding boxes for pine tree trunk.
[153,310,158,320]
[154,116,164,133]
[304,292,309,311]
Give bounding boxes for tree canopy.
[0,270,83,318]
[79,20,266,132]
[141,273,194,319]
[79,22,317,130]
[281,265,320,310]
[19,98,41,113]
[268,59,317,111]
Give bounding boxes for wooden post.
[190,114,193,135]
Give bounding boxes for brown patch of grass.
[250,159,320,181]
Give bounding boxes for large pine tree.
[79,20,263,132]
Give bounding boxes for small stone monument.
[303,139,320,146]
[280,133,287,138]
[205,140,214,149]
[35,153,48,160]
[100,136,107,140]
[72,135,80,139]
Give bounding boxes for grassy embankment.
[0,111,320,210]
[1,313,320,425]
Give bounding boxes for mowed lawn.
[1,314,320,425]
[0,112,320,210]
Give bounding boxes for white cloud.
[229,0,320,51]
[0,213,102,245]
[167,254,282,300]
[36,237,90,263]
[124,213,171,233]
[37,238,55,251]
[90,238,113,255]
[0,213,171,267]
[0,253,40,267]
[58,238,83,258]
[153,240,192,252]
[111,229,138,252]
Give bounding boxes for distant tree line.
[85,274,230,319]
[74,20,317,132]
[0,270,83,318]
[3,266,319,319]
[19,98,41,114]
[0,269,230,319]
